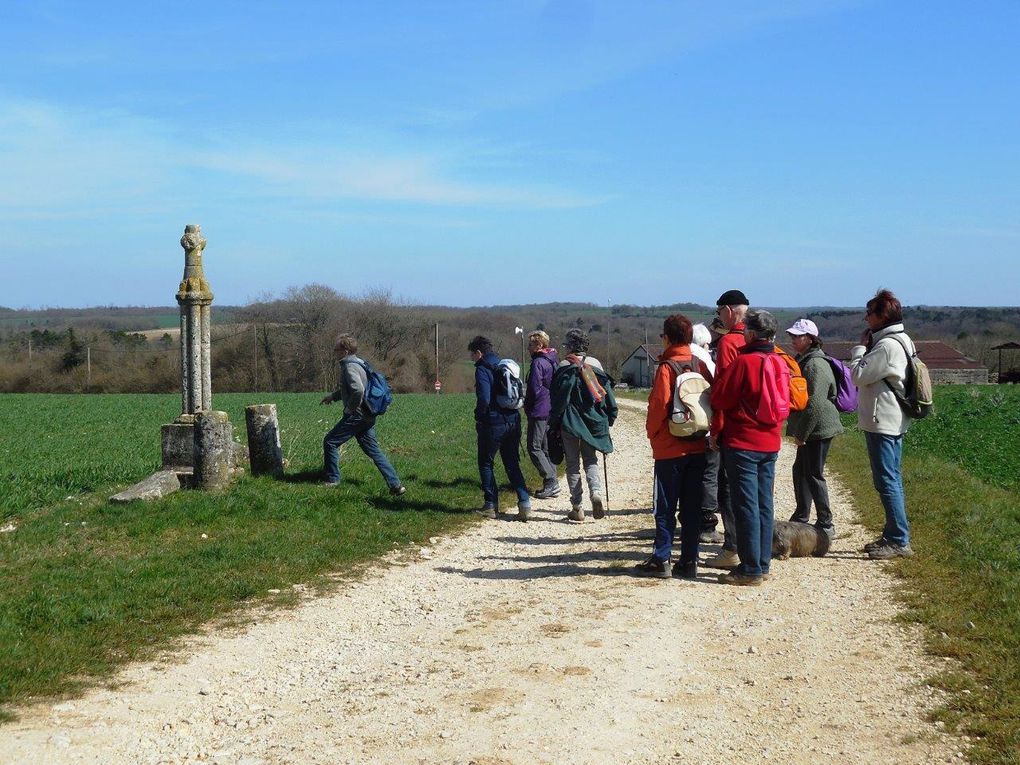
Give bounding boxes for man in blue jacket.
[468,335,531,520]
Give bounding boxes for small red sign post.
[434,380,442,393]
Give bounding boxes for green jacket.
[786,348,844,443]
[549,357,618,454]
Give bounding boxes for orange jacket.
[646,344,712,460]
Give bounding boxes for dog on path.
[772,521,831,560]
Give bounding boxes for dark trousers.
[700,446,720,533]
[526,417,557,482]
[652,453,706,565]
[790,438,833,529]
[724,448,778,578]
[718,448,736,551]
[477,416,530,507]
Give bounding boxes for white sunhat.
[786,318,819,337]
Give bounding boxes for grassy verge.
[614,388,649,402]
[827,385,1020,764]
[0,392,524,720]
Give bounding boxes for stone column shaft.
[245,404,284,477]
[194,410,233,490]
[201,304,212,411]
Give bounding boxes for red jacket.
[646,344,711,460]
[709,341,785,452]
[710,323,746,437]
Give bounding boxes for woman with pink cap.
[785,318,843,536]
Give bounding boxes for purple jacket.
[524,348,559,420]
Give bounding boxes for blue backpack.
[353,359,393,416]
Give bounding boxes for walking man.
[469,336,532,520]
[320,334,406,495]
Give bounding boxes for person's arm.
[646,362,673,441]
[790,358,824,442]
[343,361,367,412]
[603,373,618,427]
[474,364,492,421]
[850,340,897,387]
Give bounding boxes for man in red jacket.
[634,314,711,579]
[709,310,789,586]
[705,289,749,570]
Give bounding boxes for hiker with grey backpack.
[468,335,532,521]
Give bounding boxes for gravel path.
[1,402,963,765]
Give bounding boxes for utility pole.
[86,346,91,386]
[252,324,258,391]
[28,338,32,362]
[434,322,441,394]
[606,299,612,373]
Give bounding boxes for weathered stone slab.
[245,404,284,477]
[110,470,182,503]
[161,419,195,469]
[194,410,234,490]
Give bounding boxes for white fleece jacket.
[849,323,915,436]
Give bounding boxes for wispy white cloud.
[0,98,607,219]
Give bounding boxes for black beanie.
[716,289,749,306]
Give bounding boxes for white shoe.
[705,549,740,569]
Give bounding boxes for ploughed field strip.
[0,403,960,764]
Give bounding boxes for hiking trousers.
[476,417,530,508]
[790,437,833,529]
[562,431,602,507]
[526,417,558,482]
[323,413,401,489]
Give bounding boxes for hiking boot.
[475,505,497,520]
[566,506,585,523]
[705,549,740,569]
[699,529,724,544]
[390,484,407,496]
[718,571,763,586]
[864,536,889,553]
[817,524,836,538]
[672,560,698,580]
[868,543,914,560]
[517,502,532,522]
[633,556,671,579]
[534,480,561,499]
[591,495,606,520]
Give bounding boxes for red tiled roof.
[779,341,987,371]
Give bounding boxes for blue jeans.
[652,453,706,564]
[864,431,909,547]
[477,416,530,508]
[323,413,401,489]
[724,448,778,577]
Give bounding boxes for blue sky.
[2,0,1018,309]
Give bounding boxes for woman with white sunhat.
[784,318,843,536]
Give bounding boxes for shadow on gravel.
[436,563,639,580]
[494,530,652,546]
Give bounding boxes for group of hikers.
[319,288,923,587]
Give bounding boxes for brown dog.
[772,521,831,559]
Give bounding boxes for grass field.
[828,385,1020,764]
[0,392,517,720]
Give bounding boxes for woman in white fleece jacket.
[849,289,916,560]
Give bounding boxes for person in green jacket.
[785,319,843,535]
[549,329,618,523]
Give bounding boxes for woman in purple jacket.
[524,330,561,498]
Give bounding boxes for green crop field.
[0,392,518,720]
[829,385,1020,764]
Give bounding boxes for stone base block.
[110,470,183,503]
[162,421,195,469]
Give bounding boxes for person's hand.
[320,394,333,405]
[708,434,719,451]
[859,328,872,346]
[794,437,805,447]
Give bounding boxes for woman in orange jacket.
[634,314,713,580]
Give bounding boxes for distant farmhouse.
[619,340,989,387]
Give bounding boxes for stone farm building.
[620,340,988,388]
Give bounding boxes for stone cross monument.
[177,224,213,414]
